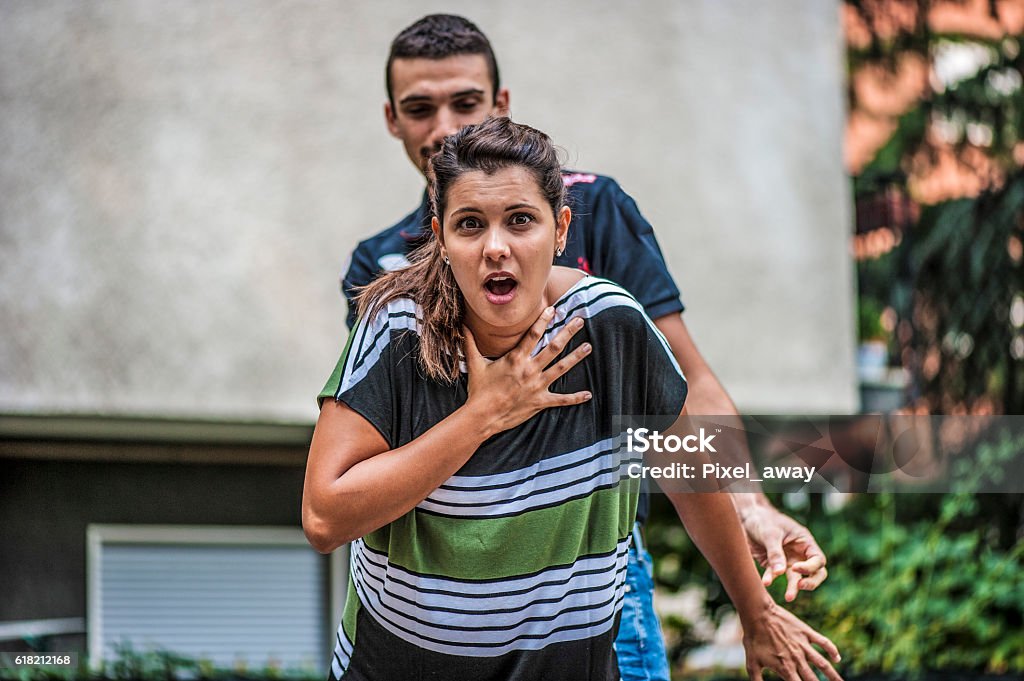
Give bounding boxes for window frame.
[86,524,347,667]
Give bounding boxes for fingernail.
[544,306,554,318]
[572,317,584,327]
[583,391,592,400]
[581,343,592,352]
[773,564,785,573]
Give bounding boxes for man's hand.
[737,499,827,602]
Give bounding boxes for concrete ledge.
[0,414,313,447]
[0,617,85,642]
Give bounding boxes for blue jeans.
[615,524,671,681]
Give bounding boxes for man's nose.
[429,108,460,149]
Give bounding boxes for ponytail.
[356,237,465,383]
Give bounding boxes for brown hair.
[357,117,565,382]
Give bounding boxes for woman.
[303,116,842,681]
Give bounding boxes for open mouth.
[483,274,518,304]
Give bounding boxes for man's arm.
[653,312,828,601]
[570,175,828,598]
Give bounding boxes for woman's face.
[432,166,570,352]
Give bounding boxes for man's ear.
[384,101,401,139]
[494,88,510,117]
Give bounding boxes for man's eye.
[510,213,534,226]
[404,107,432,118]
[454,99,480,112]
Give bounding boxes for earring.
[443,255,450,265]
[555,247,564,257]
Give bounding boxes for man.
[341,14,828,681]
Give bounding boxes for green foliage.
[790,431,1024,677]
[903,171,1024,412]
[847,4,1024,414]
[648,430,1024,676]
[859,296,890,342]
[852,106,927,192]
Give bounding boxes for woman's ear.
[556,206,571,252]
[431,216,447,259]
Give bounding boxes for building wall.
[0,1,857,422]
[0,444,310,652]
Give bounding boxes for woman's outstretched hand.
[464,306,592,438]
[743,601,843,681]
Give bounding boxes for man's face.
[385,54,510,176]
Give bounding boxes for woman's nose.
[482,230,510,261]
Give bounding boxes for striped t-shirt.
[318,276,687,681]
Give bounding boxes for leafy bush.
[648,429,1024,677]
[793,431,1024,676]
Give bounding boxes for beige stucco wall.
[0,1,857,423]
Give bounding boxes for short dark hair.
[386,14,501,108]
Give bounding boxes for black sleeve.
[585,180,685,320]
[341,243,381,330]
[318,302,412,448]
[579,280,687,426]
[625,305,687,423]
[640,315,688,426]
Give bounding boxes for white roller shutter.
[88,526,328,672]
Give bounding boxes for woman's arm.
[657,411,843,681]
[302,307,591,553]
[304,396,494,552]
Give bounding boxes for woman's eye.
[458,217,482,230]
[510,213,533,226]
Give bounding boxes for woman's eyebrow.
[504,202,541,211]
[451,206,484,216]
